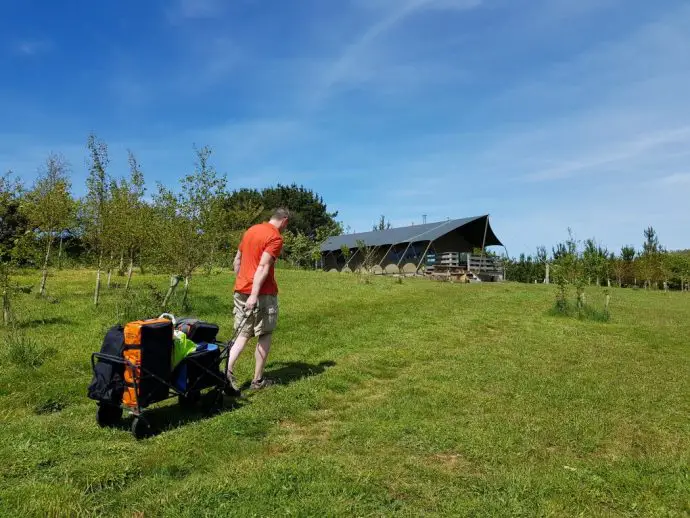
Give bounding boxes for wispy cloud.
[661,173,690,186]
[167,0,227,22]
[13,39,52,57]
[524,127,690,182]
[315,0,482,102]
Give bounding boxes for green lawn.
[1,270,689,517]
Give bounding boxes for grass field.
[0,269,689,517]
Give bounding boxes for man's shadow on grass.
[238,360,336,390]
[114,360,336,438]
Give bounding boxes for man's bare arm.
[233,250,242,275]
[246,252,275,309]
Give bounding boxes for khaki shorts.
[233,292,279,338]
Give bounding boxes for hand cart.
[90,311,251,439]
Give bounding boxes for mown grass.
[0,269,689,517]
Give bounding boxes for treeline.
[0,135,341,322]
[505,228,690,291]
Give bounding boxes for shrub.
[115,283,171,324]
[4,330,55,368]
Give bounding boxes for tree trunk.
[119,251,125,276]
[544,263,550,284]
[2,288,10,326]
[39,238,53,297]
[57,235,64,270]
[125,257,134,292]
[94,252,103,306]
[107,268,112,289]
[181,275,190,310]
[162,275,180,309]
[607,278,611,288]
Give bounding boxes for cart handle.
[159,313,176,325]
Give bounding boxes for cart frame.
[91,312,251,438]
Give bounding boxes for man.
[226,208,289,391]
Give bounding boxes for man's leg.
[250,294,278,389]
[227,335,249,377]
[253,333,272,382]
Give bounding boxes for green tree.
[22,154,74,297]
[282,231,312,268]
[106,151,147,290]
[618,245,636,286]
[638,226,664,289]
[152,145,226,309]
[81,134,112,305]
[373,215,392,231]
[0,172,24,324]
[258,184,338,238]
[583,239,610,286]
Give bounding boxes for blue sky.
[2,0,689,255]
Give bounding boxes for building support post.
[377,243,397,270]
[415,241,434,274]
[396,242,415,271]
[479,215,490,274]
[343,248,360,271]
[361,245,380,272]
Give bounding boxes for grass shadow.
[111,392,247,438]
[239,360,336,390]
[16,316,74,329]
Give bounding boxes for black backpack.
[175,318,219,344]
[87,325,125,404]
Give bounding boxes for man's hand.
[245,294,259,312]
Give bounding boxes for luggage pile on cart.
[88,313,246,439]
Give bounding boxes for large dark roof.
[320,215,503,252]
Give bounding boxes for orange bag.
[122,318,173,409]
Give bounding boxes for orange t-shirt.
[234,222,284,295]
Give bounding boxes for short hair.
[271,208,290,220]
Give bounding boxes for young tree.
[153,145,226,309]
[620,245,635,286]
[373,215,392,231]
[311,221,344,269]
[21,154,74,297]
[0,172,24,324]
[536,245,548,283]
[282,231,312,268]
[106,151,147,291]
[82,134,111,306]
[639,226,663,289]
[583,239,605,286]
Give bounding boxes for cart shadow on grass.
[110,392,247,437]
[113,360,336,438]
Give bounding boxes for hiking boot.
[249,377,277,390]
[225,371,240,395]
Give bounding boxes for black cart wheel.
[179,391,201,408]
[204,389,224,414]
[96,403,123,427]
[131,415,153,439]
